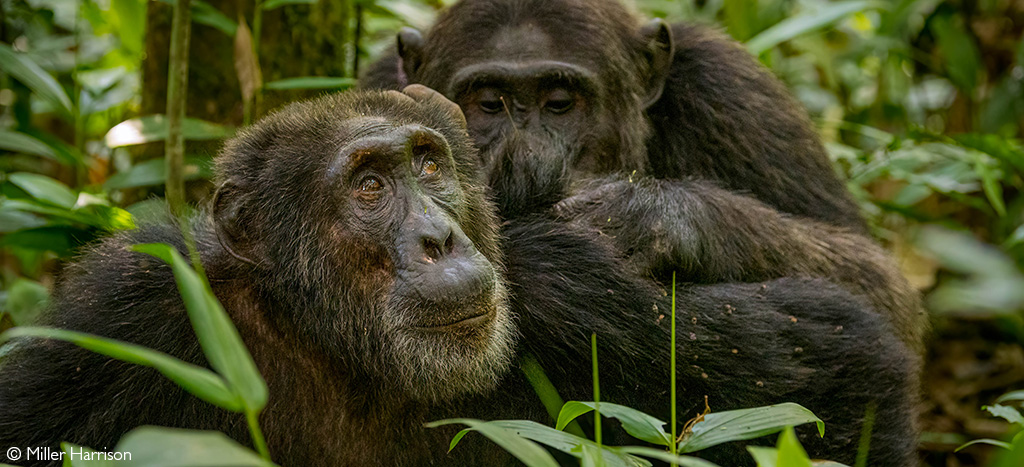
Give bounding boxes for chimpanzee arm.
[553,176,925,352]
[502,218,918,467]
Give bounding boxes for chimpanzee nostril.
[421,229,455,262]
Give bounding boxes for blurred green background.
[0,0,1022,465]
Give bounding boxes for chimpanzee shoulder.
[646,22,864,230]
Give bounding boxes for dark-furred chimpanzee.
[0,89,917,466]
[360,0,926,353]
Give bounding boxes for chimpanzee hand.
[553,176,701,279]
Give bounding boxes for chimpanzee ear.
[640,18,674,108]
[212,181,259,266]
[397,27,425,83]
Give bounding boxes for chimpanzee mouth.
[412,307,494,331]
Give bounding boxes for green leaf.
[2,278,48,325]
[557,401,672,447]
[746,1,880,55]
[0,226,78,256]
[0,208,46,233]
[105,115,234,148]
[6,172,78,209]
[930,11,982,92]
[261,0,316,10]
[263,76,356,91]
[132,243,268,412]
[0,43,73,117]
[985,404,1024,426]
[61,442,114,466]
[956,438,1013,452]
[193,0,238,36]
[617,446,721,466]
[0,130,59,160]
[997,390,1024,405]
[0,327,242,411]
[678,403,823,453]
[154,0,237,36]
[521,355,587,437]
[104,156,213,190]
[972,155,1006,217]
[426,419,560,467]
[747,446,778,467]
[115,427,274,466]
[489,420,649,467]
[775,427,812,467]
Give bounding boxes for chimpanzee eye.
[359,176,384,192]
[544,89,574,114]
[421,159,439,176]
[477,89,505,114]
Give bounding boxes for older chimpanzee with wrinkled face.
[0,89,516,466]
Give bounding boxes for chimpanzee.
[0,89,917,466]
[360,0,927,353]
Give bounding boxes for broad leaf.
[132,243,268,412]
[557,401,672,447]
[0,130,59,160]
[746,1,880,55]
[426,419,559,467]
[115,427,273,466]
[6,172,78,209]
[0,327,242,411]
[679,403,823,453]
[104,156,212,190]
[0,43,73,116]
[617,447,721,466]
[105,115,234,147]
[490,420,649,467]
[775,427,812,467]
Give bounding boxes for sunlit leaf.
[115,427,274,466]
[985,404,1024,426]
[0,43,73,117]
[105,115,234,148]
[132,243,268,412]
[775,427,812,467]
[679,403,823,453]
[0,327,242,411]
[426,419,560,467]
[746,1,881,55]
[263,77,356,91]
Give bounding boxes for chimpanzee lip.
[412,308,494,330]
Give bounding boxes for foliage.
[2,0,1023,465]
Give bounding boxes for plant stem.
[670,271,677,455]
[591,332,601,448]
[246,409,271,461]
[165,0,192,216]
[519,354,587,438]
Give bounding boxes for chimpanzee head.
[212,88,514,402]
[396,0,673,215]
